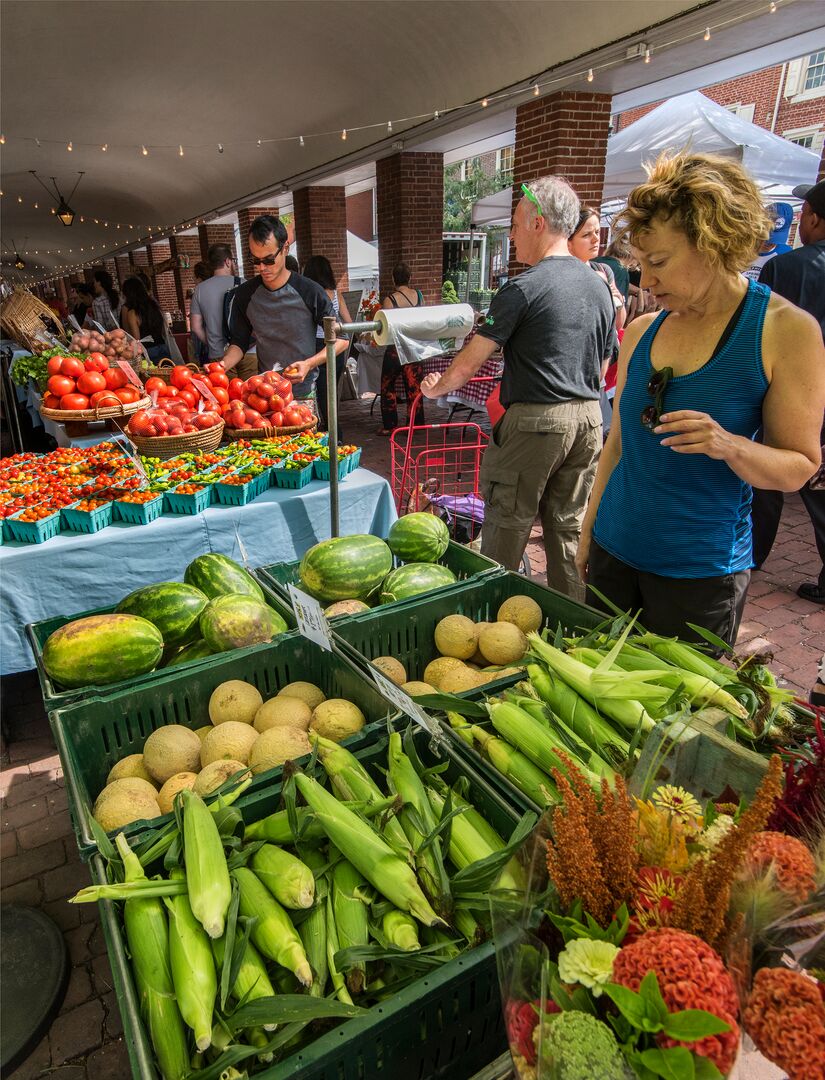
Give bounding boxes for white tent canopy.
[602,90,820,203]
[471,187,513,228]
[347,230,378,281]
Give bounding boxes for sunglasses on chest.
[641,366,673,432]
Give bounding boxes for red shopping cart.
[390,377,498,543]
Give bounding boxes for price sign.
[192,378,220,408]
[116,360,144,390]
[112,435,149,483]
[287,585,332,652]
[369,668,438,736]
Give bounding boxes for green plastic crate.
[91,724,517,1079]
[257,540,500,617]
[50,635,400,859]
[26,580,296,710]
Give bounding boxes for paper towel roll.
[373,304,475,346]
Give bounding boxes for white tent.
[347,230,379,281]
[603,90,820,204]
[471,187,513,228]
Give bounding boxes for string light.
[0,134,5,144]
[67,141,73,151]
[704,26,710,40]
[533,83,540,96]
[178,144,184,156]
[434,110,439,119]
[644,46,651,63]
[387,120,393,133]
[299,135,305,147]
[141,144,148,156]
[769,0,776,9]
[217,143,224,153]
[587,67,594,82]
[257,139,262,147]
[341,128,347,140]
[101,143,108,151]
[481,98,488,107]
[35,138,41,147]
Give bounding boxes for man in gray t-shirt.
[190,244,238,361]
[421,177,615,598]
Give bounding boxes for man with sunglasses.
[421,177,616,599]
[220,215,348,396]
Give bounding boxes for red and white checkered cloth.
[421,355,503,407]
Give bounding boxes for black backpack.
[222,276,243,341]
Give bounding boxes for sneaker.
[797,581,825,604]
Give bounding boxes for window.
[496,147,514,175]
[804,50,825,91]
[725,102,755,123]
[782,125,825,154]
[788,133,814,148]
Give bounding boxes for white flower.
[699,814,735,850]
[557,938,619,997]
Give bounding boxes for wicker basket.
[1,289,69,353]
[223,418,319,442]
[40,395,152,424]
[128,421,225,460]
[138,357,201,384]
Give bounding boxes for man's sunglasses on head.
[521,182,543,217]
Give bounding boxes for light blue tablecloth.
[0,469,396,674]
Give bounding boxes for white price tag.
[191,378,220,408]
[369,668,438,736]
[117,360,144,390]
[287,585,333,652]
[112,435,149,483]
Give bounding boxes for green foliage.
[535,1010,633,1079]
[441,279,460,304]
[443,161,510,232]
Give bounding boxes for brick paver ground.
[1,392,819,1077]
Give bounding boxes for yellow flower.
[557,938,620,997]
[652,785,702,823]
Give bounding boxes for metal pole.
[465,227,474,304]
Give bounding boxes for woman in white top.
[303,255,353,436]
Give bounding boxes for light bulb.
[341,128,347,140]
[217,143,224,153]
[101,143,108,151]
[769,0,776,9]
[17,196,22,203]
[80,216,84,222]
[587,68,594,82]
[481,98,488,107]
[434,109,440,119]
[387,120,393,133]
[533,84,540,96]
[34,202,38,208]
[0,134,6,144]
[35,138,41,147]
[644,47,650,63]
[703,26,710,40]
[179,145,184,156]
[141,144,148,156]
[51,207,56,214]
[299,135,305,147]
[67,141,73,151]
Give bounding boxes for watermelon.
[184,554,264,603]
[387,513,450,563]
[379,563,457,605]
[42,614,163,689]
[164,639,215,668]
[116,582,208,647]
[298,535,393,603]
[199,595,288,652]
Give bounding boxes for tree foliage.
[443,161,511,232]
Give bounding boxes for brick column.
[148,239,178,318]
[131,247,150,279]
[510,91,612,272]
[236,206,284,278]
[197,222,238,267]
[103,258,117,279]
[375,152,443,303]
[293,186,348,287]
[169,235,202,319]
[114,255,131,287]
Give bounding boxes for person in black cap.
[752,178,825,603]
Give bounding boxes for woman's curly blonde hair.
[612,151,773,273]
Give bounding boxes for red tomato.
[284,407,304,426]
[85,352,109,373]
[178,388,198,408]
[43,392,62,409]
[115,386,141,404]
[77,371,107,395]
[60,357,86,379]
[48,374,76,398]
[247,393,269,414]
[183,422,198,432]
[47,356,65,376]
[204,361,224,373]
[104,367,128,390]
[207,371,229,390]
[247,375,264,393]
[282,388,293,406]
[144,377,167,394]
[228,378,245,400]
[90,391,121,408]
[60,393,90,411]
[210,386,229,406]
[152,414,169,434]
[159,384,179,398]
[243,407,265,426]
[170,366,194,390]
[269,394,284,413]
[166,417,184,435]
[256,382,275,399]
[270,410,284,427]
[128,410,154,436]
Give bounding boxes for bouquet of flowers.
[493,751,825,1080]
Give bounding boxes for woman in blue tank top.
[576,152,825,645]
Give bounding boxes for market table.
[0,468,396,675]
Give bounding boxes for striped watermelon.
[298,535,393,603]
[199,595,288,652]
[387,513,450,563]
[164,639,215,667]
[379,563,457,604]
[184,554,264,602]
[42,614,163,689]
[116,582,208,647]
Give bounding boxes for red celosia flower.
[613,927,740,1074]
[504,998,560,1066]
[744,967,825,1080]
[746,831,816,901]
[624,867,684,943]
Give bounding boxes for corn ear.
[294,772,445,927]
[325,891,354,1005]
[116,834,189,1080]
[232,866,312,987]
[470,726,558,807]
[425,786,525,892]
[526,662,631,757]
[211,934,276,1026]
[382,908,420,951]
[181,788,231,939]
[251,844,315,909]
[297,848,328,998]
[331,849,370,993]
[244,796,398,844]
[163,868,216,1052]
[454,906,485,946]
[489,700,604,789]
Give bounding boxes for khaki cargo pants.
[479,400,602,600]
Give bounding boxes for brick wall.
[114,256,131,287]
[236,206,283,278]
[197,223,237,267]
[148,240,178,317]
[170,235,202,317]
[346,189,374,241]
[293,186,349,287]
[376,152,444,303]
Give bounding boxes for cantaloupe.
[106,754,156,787]
[372,657,407,686]
[310,700,365,742]
[423,656,464,689]
[497,595,543,634]
[434,615,478,660]
[401,681,437,697]
[200,721,259,766]
[193,759,251,796]
[276,681,326,710]
[478,623,528,666]
[208,680,263,726]
[157,772,198,814]
[254,696,313,733]
[142,725,202,784]
[249,727,311,773]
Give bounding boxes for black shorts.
[586,540,750,648]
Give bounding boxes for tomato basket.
[127,421,225,460]
[271,456,316,489]
[3,507,62,544]
[162,484,212,515]
[223,418,318,441]
[136,357,200,384]
[40,395,152,424]
[60,499,114,535]
[111,493,165,525]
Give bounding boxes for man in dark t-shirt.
[221,215,348,397]
[753,179,825,603]
[421,177,616,598]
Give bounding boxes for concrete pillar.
[375,152,443,303]
[293,186,349,287]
